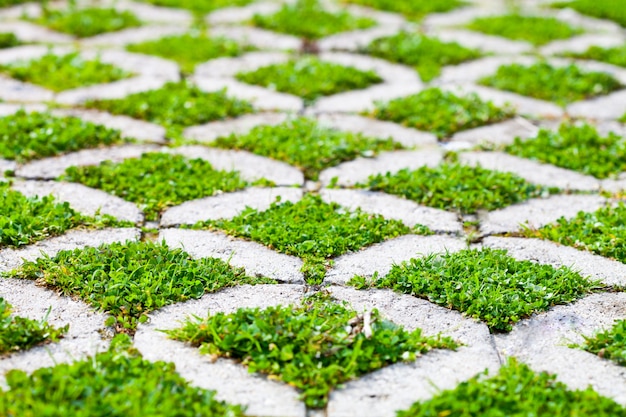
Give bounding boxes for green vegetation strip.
[506,122,626,179]
[127,33,252,75]
[564,44,626,68]
[479,62,622,106]
[167,293,457,408]
[0,0,32,6]
[340,0,465,21]
[359,163,553,214]
[0,297,67,356]
[578,320,626,366]
[137,0,253,15]
[363,32,481,82]
[0,32,19,49]
[552,0,626,28]
[0,110,127,162]
[212,117,402,180]
[0,334,247,416]
[6,241,273,331]
[398,358,626,416]
[236,56,382,103]
[466,15,582,46]
[524,203,626,264]
[1,52,131,92]
[34,7,141,38]
[195,194,423,283]
[367,88,513,138]
[350,248,597,332]
[252,0,375,40]
[62,152,247,221]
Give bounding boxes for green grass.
[195,194,423,283]
[397,357,626,416]
[5,241,273,331]
[137,0,253,15]
[126,32,253,75]
[167,293,457,408]
[366,88,514,139]
[479,62,622,106]
[0,110,127,162]
[358,163,553,214]
[0,0,32,6]
[211,117,402,180]
[0,334,248,416]
[84,82,254,138]
[33,7,141,38]
[577,319,626,366]
[552,0,626,28]
[340,0,465,21]
[505,122,626,179]
[236,56,382,103]
[0,183,122,248]
[0,32,20,49]
[0,52,132,92]
[524,203,626,264]
[563,44,626,68]
[251,0,375,40]
[465,15,582,46]
[61,152,248,221]
[362,32,482,82]
[0,297,67,356]
[350,248,597,332]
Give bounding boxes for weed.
[362,32,482,82]
[563,44,626,68]
[339,0,465,21]
[61,152,248,221]
[577,319,626,366]
[0,32,20,49]
[137,0,253,15]
[479,62,622,106]
[167,293,458,408]
[236,56,382,103]
[33,7,141,38]
[366,88,514,139]
[0,0,31,6]
[552,0,626,27]
[466,15,582,46]
[212,117,402,180]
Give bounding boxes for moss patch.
[563,44,626,68]
[6,241,273,331]
[33,7,141,38]
[479,62,622,106]
[466,15,582,46]
[236,56,383,103]
[505,122,626,179]
[552,0,626,28]
[350,248,597,332]
[61,152,248,221]
[340,0,465,21]
[367,87,514,139]
[578,319,626,366]
[211,117,402,180]
[362,32,481,82]
[167,293,457,408]
[137,0,253,15]
[0,32,20,49]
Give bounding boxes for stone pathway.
[1,0,626,416]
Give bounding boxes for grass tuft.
[552,0,626,28]
[466,15,582,46]
[137,0,253,15]
[0,32,20,49]
[339,0,465,21]
[577,319,626,366]
[33,7,141,38]
[563,44,626,68]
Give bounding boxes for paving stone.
[0,20,74,43]
[449,117,539,147]
[160,187,303,226]
[311,82,424,113]
[55,75,174,105]
[80,25,189,48]
[195,51,290,78]
[0,102,47,116]
[567,89,626,120]
[318,52,421,84]
[211,26,301,51]
[433,28,533,54]
[114,0,193,23]
[159,229,304,284]
[437,55,534,84]
[183,113,290,143]
[207,1,283,25]
[0,76,54,102]
[318,25,406,51]
[540,33,626,55]
[0,159,16,173]
[479,194,608,235]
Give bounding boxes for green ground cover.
[137,0,253,15]
[211,117,402,180]
[0,52,131,92]
[366,88,514,138]
[362,32,482,82]
[251,0,375,40]
[126,32,253,75]
[479,62,622,106]
[563,44,626,68]
[0,0,31,6]
[84,82,254,138]
[195,194,423,283]
[397,358,626,416]
[61,152,247,221]
[168,293,457,408]
[578,320,626,366]
[0,183,121,248]
[340,0,465,21]
[235,56,382,103]
[350,248,597,332]
[0,110,127,162]
[6,241,272,331]
[552,0,626,27]
[524,203,626,264]
[0,32,20,49]
[0,334,247,416]
[0,297,67,356]
[465,15,582,46]
[33,7,141,38]
[505,122,626,179]
[358,163,553,214]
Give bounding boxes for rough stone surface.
[183,113,290,143]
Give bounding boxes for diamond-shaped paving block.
[340,0,465,21]
[551,0,626,28]
[6,240,273,331]
[136,0,254,14]
[60,152,248,221]
[366,87,515,139]
[27,7,142,38]
[360,247,597,332]
[166,293,458,408]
